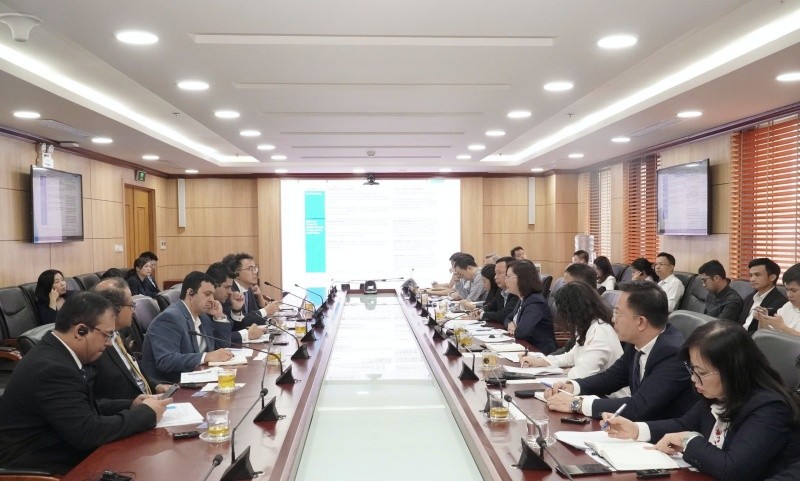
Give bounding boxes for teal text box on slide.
[305,191,326,273]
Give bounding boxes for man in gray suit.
[141,271,235,383]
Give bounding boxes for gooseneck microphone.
[201,454,223,481]
[294,283,324,303]
[263,280,305,302]
[219,388,269,481]
[267,319,310,360]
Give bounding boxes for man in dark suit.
[0,292,170,474]
[480,256,519,323]
[222,252,280,332]
[544,281,697,421]
[141,271,235,383]
[207,262,267,344]
[90,278,171,400]
[739,257,787,333]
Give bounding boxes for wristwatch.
[570,397,583,414]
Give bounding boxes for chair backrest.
[540,275,553,299]
[600,290,622,310]
[728,279,755,302]
[156,289,181,311]
[0,287,40,341]
[18,323,54,356]
[668,310,715,341]
[677,273,707,313]
[74,273,102,291]
[132,295,160,333]
[0,468,61,481]
[777,285,787,298]
[170,283,182,293]
[549,277,566,296]
[753,329,800,391]
[611,264,629,282]
[620,266,635,283]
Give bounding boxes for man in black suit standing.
[0,292,170,474]
[90,278,171,399]
[544,281,697,421]
[739,258,788,333]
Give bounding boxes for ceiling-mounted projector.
[364,173,379,185]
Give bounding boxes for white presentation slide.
[281,179,461,304]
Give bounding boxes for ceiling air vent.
[627,118,683,138]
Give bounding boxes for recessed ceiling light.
[185,169,199,174]
[611,136,631,143]
[271,154,287,160]
[468,144,486,151]
[115,30,159,45]
[597,34,637,49]
[677,110,702,118]
[543,81,574,92]
[456,154,472,160]
[257,144,276,151]
[240,129,261,137]
[439,168,452,173]
[353,168,365,174]
[177,80,209,91]
[91,137,113,144]
[142,154,159,160]
[485,130,506,137]
[776,72,800,82]
[13,110,40,119]
[214,110,240,119]
[531,167,545,173]
[507,110,532,119]
[275,168,288,174]
[568,153,584,159]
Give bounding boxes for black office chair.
[540,275,553,299]
[0,287,40,345]
[18,323,54,356]
[668,310,715,341]
[600,290,622,309]
[155,289,181,312]
[611,263,629,282]
[620,266,635,283]
[74,272,102,291]
[729,279,755,302]
[132,295,160,333]
[753,329,800,391]
[677,273,706,313]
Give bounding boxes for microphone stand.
[503,395,573,478]
[263,280,305,303]
[201,454,223,481]
[267,319,310,360]
[219,388,268,481]
[277,302,318,341]
[457,345,481,381]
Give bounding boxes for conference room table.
[61,288,712,481]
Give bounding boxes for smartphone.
[636,469,670,479]
[561,416,591,424]
[160,384,179,399]
[514,389,543,398]
[171,430,200,439]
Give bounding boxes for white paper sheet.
[156,402,204,428]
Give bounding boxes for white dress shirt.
[775,301,800,331]
[545,319,623,379]
[658,274,685,312]
[743,287,775,330]
[599,276,616,292]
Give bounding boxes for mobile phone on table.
[636,469,670,479]
[171,430,200,439]
[561,416,591,424]
[160,384,179,399]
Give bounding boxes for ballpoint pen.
[540,380,575,397]
[600,403,628,430]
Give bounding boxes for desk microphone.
[276,302,318,341]
[267,319,310,360]
[293,283,324,304]
[219,388,269,481]
[457,344,480,381]
[263,280,304,302]
[201,454,223,481]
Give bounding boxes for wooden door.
[124,186,155,267]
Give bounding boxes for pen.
[600,403,628,430]
[540,380,575,397]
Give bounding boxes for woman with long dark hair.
[126,256,159,298]
[593,256,616,291]
[34,269,73,324]
[630,257,659,283]
[605,320,800,481]
[504,260,557,354]
[460,263,500,312]
[519,281,624,382]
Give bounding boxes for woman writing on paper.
[504,260,557,354]
[604,320,800,481]
[518,282,625,395]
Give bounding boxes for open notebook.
[584,440,685,471]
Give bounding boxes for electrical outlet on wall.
[160,240,166,250]
[114,244,123,252]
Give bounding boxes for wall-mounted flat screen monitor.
[657,158,710,236]
[30,166,84,243]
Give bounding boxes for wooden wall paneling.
[181,207,259,237]
[166,236,259,267]
[91,238,126,272]
[185,178,257,208]
[0,189,28,241]
[93,199,124,239]
[0,241,50,286]
[483,177,528,206]
[256,178,282,288]
[460,178,483,258]
[481,205,532,234]
[0,135,35,191]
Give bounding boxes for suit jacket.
[34,290,76,325]
[141,301,232,383]
[507,293,557,355]
[224,282,267,330]
[648,389,799,481]
[0,332,155,474]
[89,342,164,400]
[739,287,788,333]
[576,323,697,420]
[767,460,800,481]
[127,274,159,299]
[481,290,519,324]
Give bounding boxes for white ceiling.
[0,0,798,176]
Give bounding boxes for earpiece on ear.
[77,325,88,336]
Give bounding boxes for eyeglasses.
[506,275,518,280]
[123,301,136,312]
[683,361,718,385]
[240,266,259,274]
[86,325,115,342]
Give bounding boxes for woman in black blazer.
[504,260,557,354]
[126,256,159,298]
[34,269,74,324]
[606,320,800,481]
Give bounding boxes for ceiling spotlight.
[364,173,380,186]
[115,30,159,45]
[597,34,637,49]
[456,154,472,160]
[177,80,209,91]
[91,137,113,144]
[677,111,702,118]
[468,144,486,151]
[611,136,631,143]
[568,153,584,159]
[485,130,506,137]
[507,110,532,119]
[543,81,574,92]
[142,154,160,160]
[270,154,287,161]
[0,13,42,42]
[353,168,366,174]
[257,144,276,151]
[776,72,800,82]
[214,110,240,119]
[240,130,261,137]
[185,169,199,174]
[531,167,545,173]
[439,168,452,173]
[275,168,288,174]
[13,110,40,119]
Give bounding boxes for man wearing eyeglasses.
[222,253,280,331]
[543,281,697,421]
[0,292,171,474]
[697,260,743,322]
[89,278,173,400]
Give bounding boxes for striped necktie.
[115,334,152,395]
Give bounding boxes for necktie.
[631,350,644,392]
[80,367,98,411]
[115,334,152,394]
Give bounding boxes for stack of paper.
[474,334,515,343]
[485,343,528,353]
[156,403,204,428]
[180,367,225,384]
[208,355,248,367]
[503,365,564,377]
